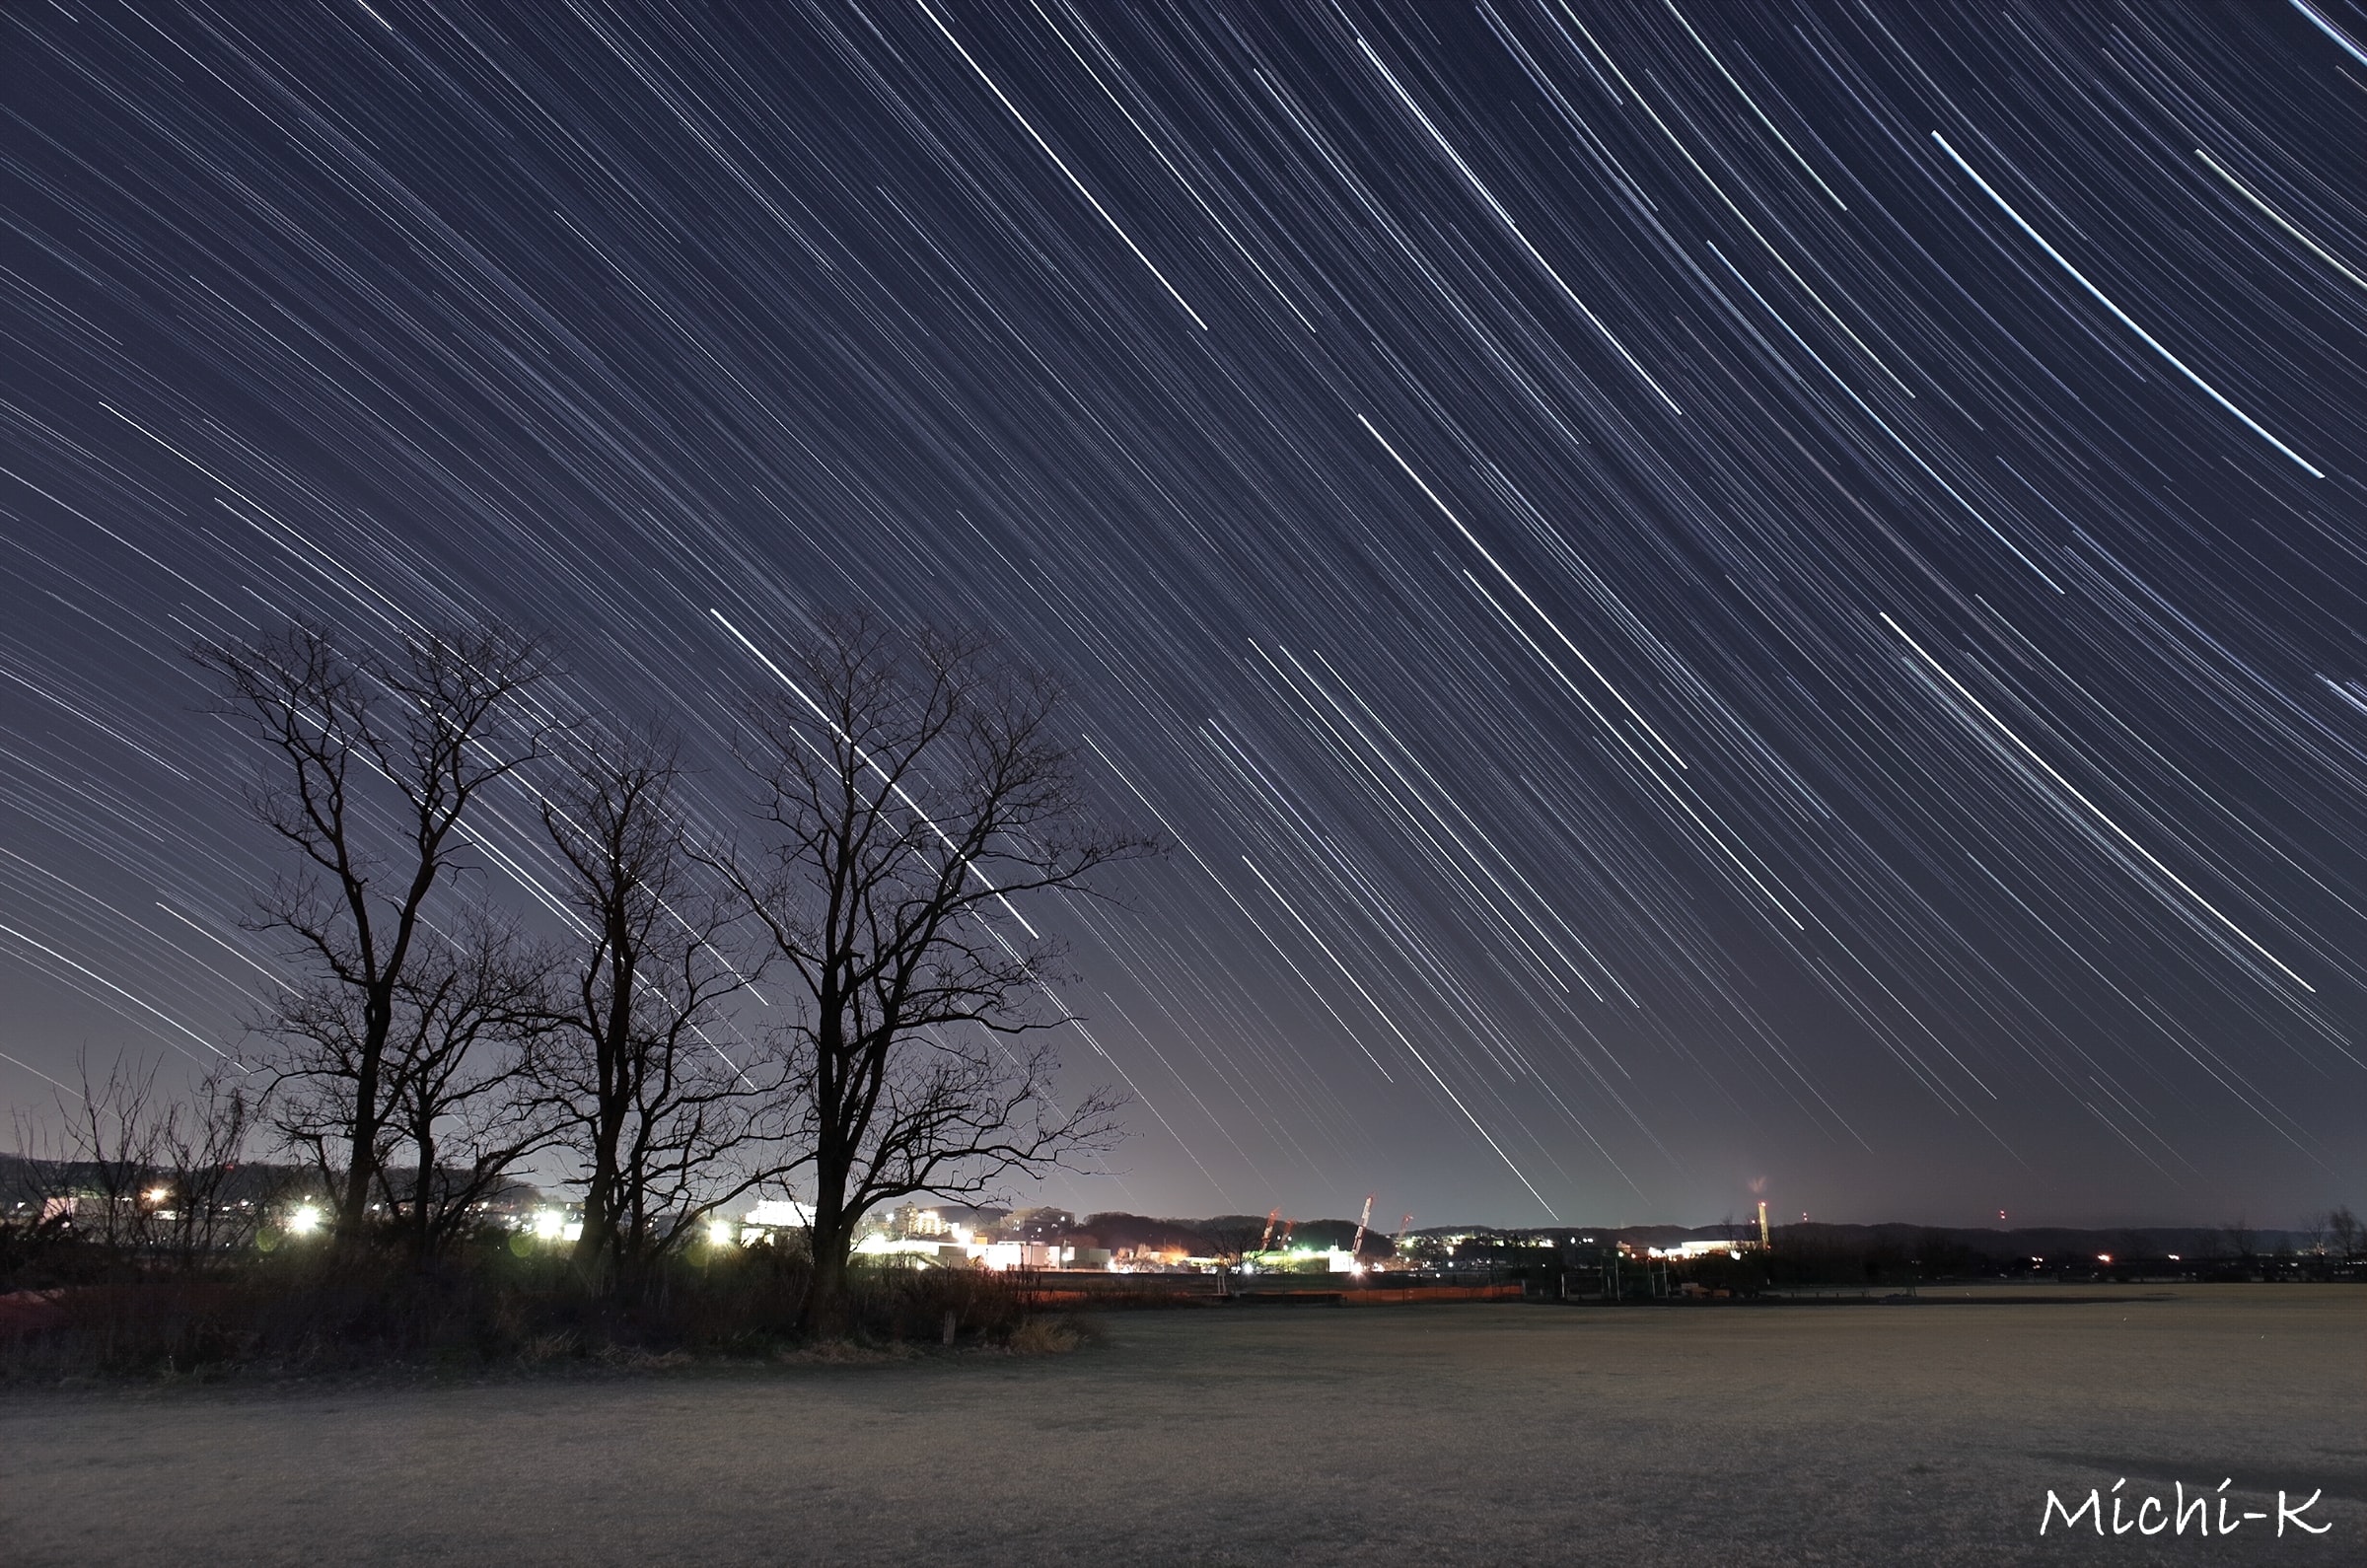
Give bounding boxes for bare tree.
[2327,1205,2363,1261]
[725,614,1144,1333]
[2294,1210,2331,1257]
[11,1051,170,1259]
[535,729,774,1293]
[370,903,555,1259]
[9,1052,261,1270]
[195,621,555,1240]
[1192,1216,1271,1299]
[2219,1214,2260,1272]
[153,1063,270,1268]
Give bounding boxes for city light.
[287,1203,323,1236]
[707,1218,734,1247]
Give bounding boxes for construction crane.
[1349,1193,1376,1258]
[1279,1217,1296,1248]
[1256,1208,1280,1251]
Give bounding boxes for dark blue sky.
[5,1,2364,1227]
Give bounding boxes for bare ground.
[0,1283,2357,1566]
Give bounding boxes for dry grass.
[770,1338,923,1366]
[1005,1312,1102,1355]
[0,1240,1050,1382]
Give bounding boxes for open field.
[1,1284,2356,1566]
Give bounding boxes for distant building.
[854,1234,970,1266]
[1646,1240,1759,1260]
[736,1197,814,1246]
[892,1203,951,1238]
[974,1240,1111,1271]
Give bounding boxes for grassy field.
[0,1283,2355,1565]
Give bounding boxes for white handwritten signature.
[2041,1478,2329,1537]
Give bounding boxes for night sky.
[5,1,2365,1230]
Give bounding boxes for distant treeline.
[1035,1209,2352,1263]
[11,1167,2343,1267]
[0,1155,537,1212]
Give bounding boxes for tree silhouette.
[197,622,555,1239]
[535,727,778,1293]
[724,613,1144,1334]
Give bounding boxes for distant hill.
[1761,1221,2315,1258]
[1081,1212,1217,1254]
[1396,1219,2320,1256]
[1064,1212,1395,1257]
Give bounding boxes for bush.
[0,1241,1059,1382]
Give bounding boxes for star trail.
[4,0,2364,1227]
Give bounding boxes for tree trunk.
[571,1147,616,1287]
[568,942,635,1293]
[412,1124,436,1261]
[339,998,388,1237]
[800,1169,854,1337]
[802,1238,851,1338]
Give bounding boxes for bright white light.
[287,1204,323,1236]
[707,1219,734,1247]
[533,1210,565,1241]
[145,1186,171,1204]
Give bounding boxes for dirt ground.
[1,1284,2356,1566]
